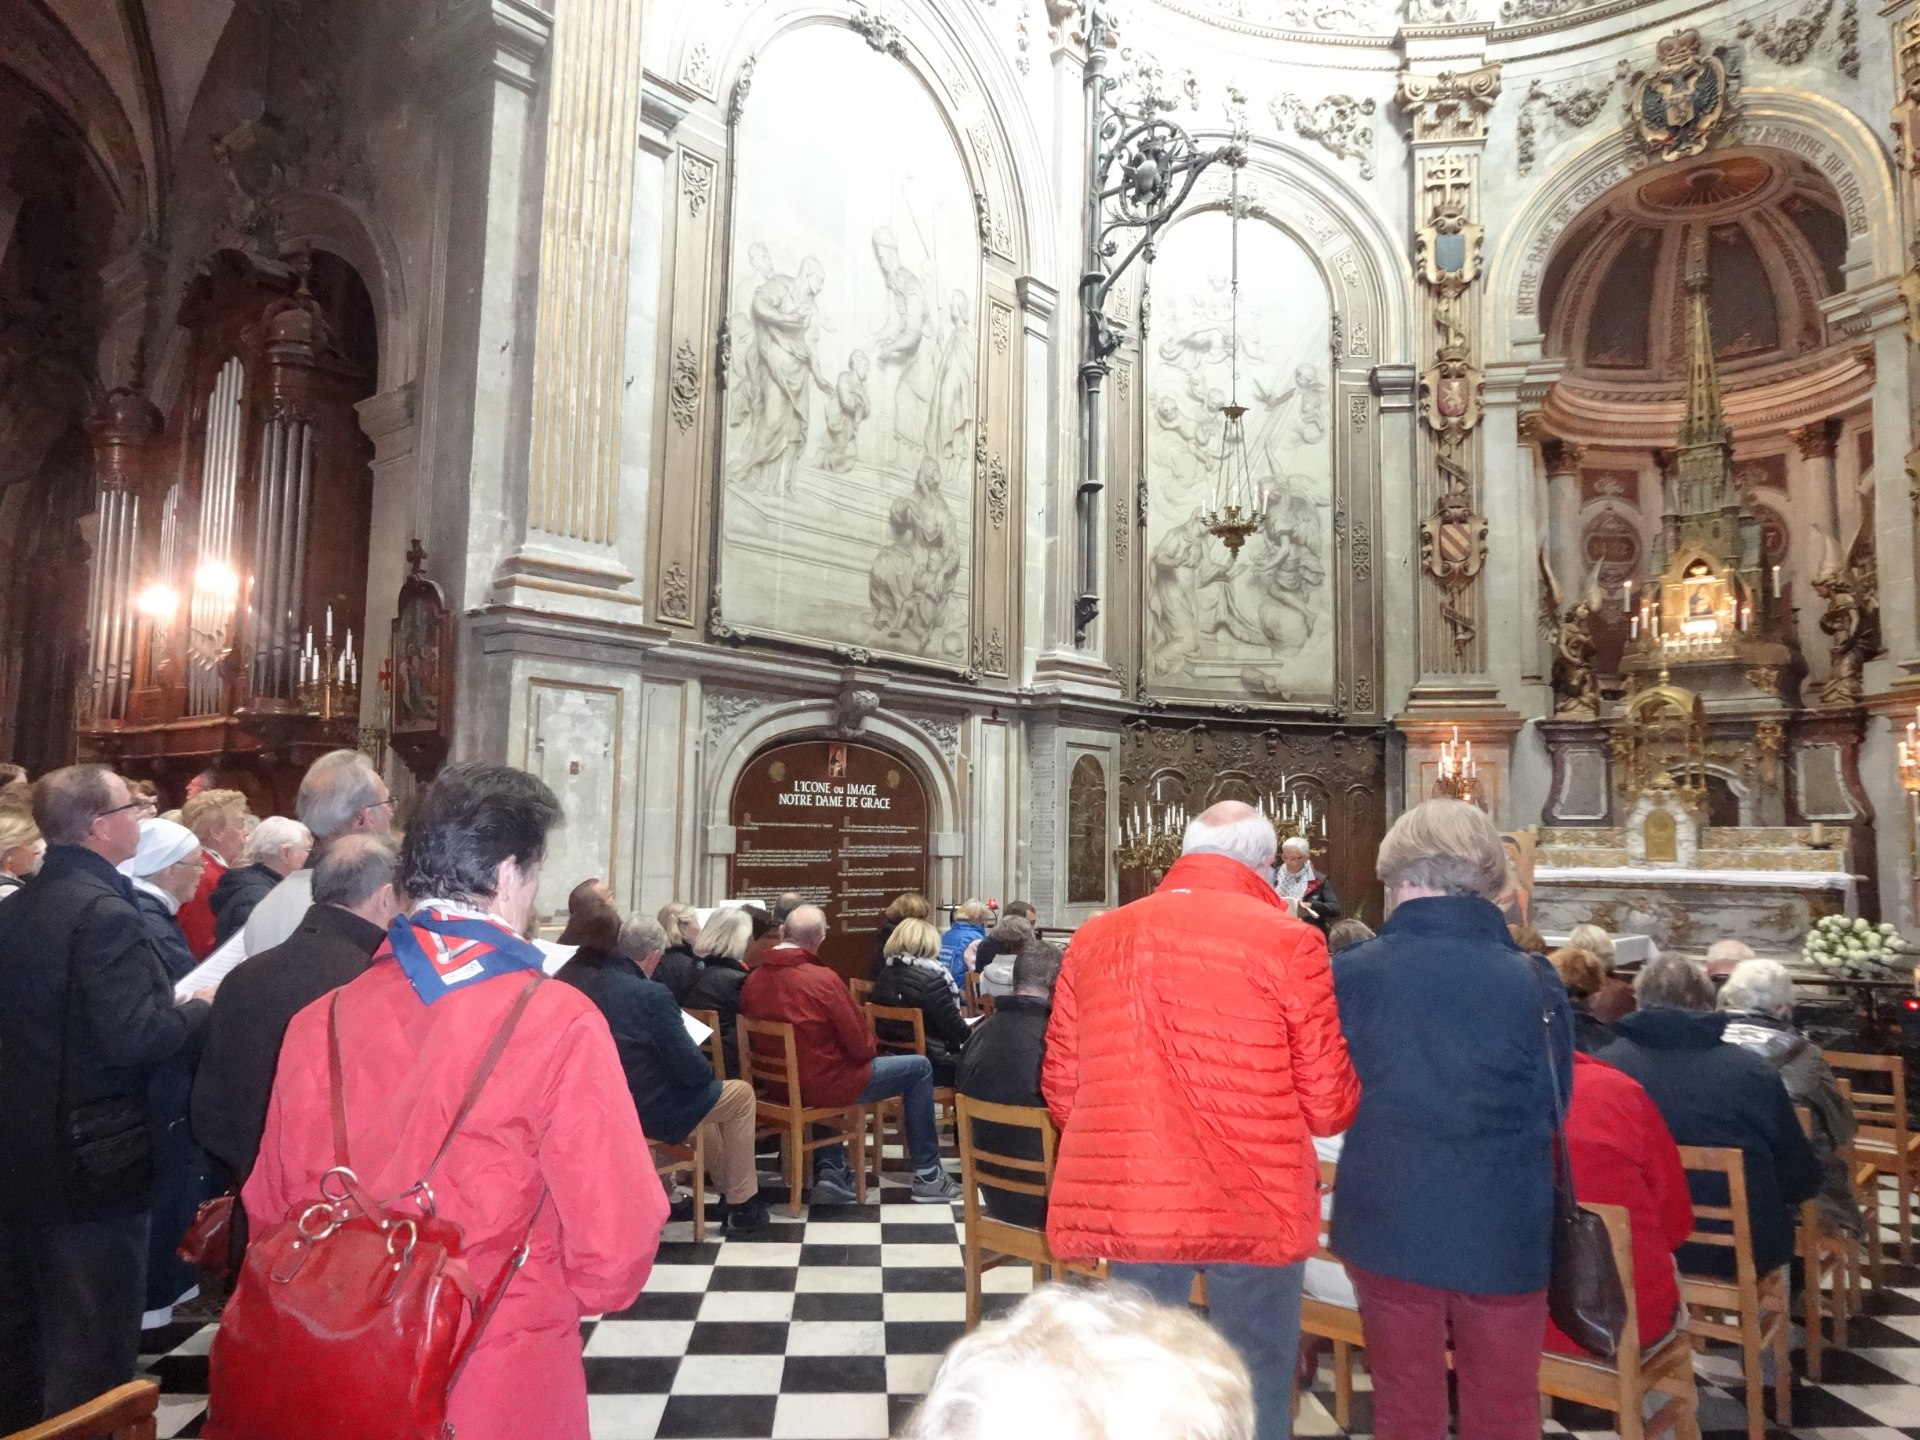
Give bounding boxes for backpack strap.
[420,972,545,1188]
[325,970,545,1194]
[445,1187,549,1399]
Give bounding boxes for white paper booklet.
[172,930,250,1002]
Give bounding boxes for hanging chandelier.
[1202,160,1265,556]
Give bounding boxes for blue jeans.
[816,1054,940,1176]
[1112,1260,1306,1440]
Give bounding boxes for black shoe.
[722,1196,772,1235]
[669,1192,698,1223]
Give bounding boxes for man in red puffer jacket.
[1044,800,1359,1440]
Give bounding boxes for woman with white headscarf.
[117,817,214,1325]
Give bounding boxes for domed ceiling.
[1149,0,1403,38]
[1540,153,1848,385]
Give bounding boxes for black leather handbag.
[1533,965,1629,1358]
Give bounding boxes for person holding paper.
[190,835,398,1185]
[116,818,216,1325]
[557,911,771,1236]
[0,767,210,1430]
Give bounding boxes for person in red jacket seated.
[1547,1053,1693,1355]
[1043,799,1360,1440]
[739,905,960,1204]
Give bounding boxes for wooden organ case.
[78,251,377,811]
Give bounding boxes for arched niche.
[704,701,963,941]
[1490,89,1902,362]
[727,734,933,978]
[1136,206,1341,708]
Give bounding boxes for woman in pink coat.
[238,764,667,1440]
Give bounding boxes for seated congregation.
[0,753,1911,1440]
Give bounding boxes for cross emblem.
[378,658,393,694]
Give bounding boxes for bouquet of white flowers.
[1802,915,1910,980]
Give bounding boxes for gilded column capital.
[1789,417,1842,460]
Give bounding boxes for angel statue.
[1810,520,1883,705]
[1537,547,1602,720]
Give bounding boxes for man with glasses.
[0,766,213,1427]
[242,750,394,956]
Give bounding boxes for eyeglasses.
[363,798,395,815]
[96,800,143,820]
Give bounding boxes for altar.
[1530,825,1857,954]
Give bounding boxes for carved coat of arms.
[1633,30,1731,162]
[1420,478,1487,586]
[1419,340,1484,436]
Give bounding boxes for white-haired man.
[1273,835,1340,935]
[1044,800,1358,1440]
[241,750,392,956]
[1719,957,1864,1239]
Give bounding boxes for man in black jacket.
[0,766,213,1427]
[190,836,398,1185]
[955,939,1062,1228]
[1599,954,1821,1280]
[557,932,769,1234]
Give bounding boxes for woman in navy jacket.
[1331,800,1573,1440]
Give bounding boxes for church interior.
[8,0,1920,1434]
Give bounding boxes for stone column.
[498,0,649,603]
[1032,13,1114,696]
[1541,437,1586,604]
[1789,417,1843,542]
[1394,61,1502,702]
[354,382,418,748]
[407,0,551,758]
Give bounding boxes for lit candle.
[1630,615,1639,639]
[325,606,333,643]
[1771,564,1780,597]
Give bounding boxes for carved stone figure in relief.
[1811,522,1882,705]
[817,350,872,473]
[728,257,828,496]
[923,289,976,480]
[717,25,978,662]
[872,228,937,465]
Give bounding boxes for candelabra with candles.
[296,606,361,722]
[1433,726,1480,804]
[1259,784,1328,855]
[1115,795,1187,872]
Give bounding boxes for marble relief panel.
[719,25,979,665]
[1142,213,1335,705]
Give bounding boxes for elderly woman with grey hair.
[1272,835,1340,934]
[1330,799,1572,1440]
[1719,957,1864,1238]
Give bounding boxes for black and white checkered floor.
[139,1170,1920,1439]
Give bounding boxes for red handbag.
[205,974,548,1440]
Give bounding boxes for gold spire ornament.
[1203,161,1265,556]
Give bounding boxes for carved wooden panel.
[1115,722,1388,922]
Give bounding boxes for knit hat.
[118,817,200,879]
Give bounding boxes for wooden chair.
[977,992,995,1017]
[1791,1102,1851,1379]
[3,1380,159,1440]
[954,1095,1096,1327]
[653,1128,708,1242]
[1538,1202,1700,1440]
[963,969,983,1018]
[1823,1051,1918,1261]
[865,1001,959,1160]
[1676,1144,1791,1440]
[683,1006,726,1081]
[1297,1158,1366,1429]
[739,1016,870,1216]
[848,977,874,1007]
